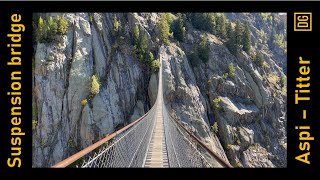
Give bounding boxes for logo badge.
[294,12,312,31]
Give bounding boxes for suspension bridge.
[52,47,232,168]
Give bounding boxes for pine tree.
[268,28,276,50]
[37,16,47,42]
[139,33,149,63]
[255,51,264,67]
[189,13,207,31]
[56,16,69,35]
[220,14,227,39]
[133,24,140,47]
[171,14,186,42]
[210,13,217,35]
[159,13,172,44]
[47,17,58,41]
[234,19,242,45]
[226,21,233,39]
[36,16,68,43]
[141,33,149,51]
[216,14,227,39]
[187,13,217,34]
[198,36,210,63]
[48,17,58,35]
[226,30,238,55]
[216,15,221,36]
[242,22,251,53]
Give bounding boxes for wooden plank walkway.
[144,58,168,168]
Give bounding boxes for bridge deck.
[144,60,168,168]
[144,100,168,168]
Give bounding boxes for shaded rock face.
[33,13,286,168]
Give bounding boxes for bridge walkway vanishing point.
[144,67,168,167]
[52,46,232,168]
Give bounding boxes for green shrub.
[275,33,287,51]
[81,99,88,106]
[32,120,38,130]
[272,92,277,97]
[236,161,242,168]
[150,59,160,72]
[226,144,233,150]
[211,122,218,134]
[223,73,229,79]
[260,13,269,23]
[228,63,236,78]
[113,15,121,34]
[90,75,101,95]
[280,76,287,88]
[147,51,160,72]
[148,51,160,72]
[213,97,222,112]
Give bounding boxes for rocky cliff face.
[32,13,157,167]
[189,37,286,167]
[33,13,286,167]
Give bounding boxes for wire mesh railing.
[162,104,232,168]
[81,106,156,168]
[163,107,210,167]
[52,104,157,168]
